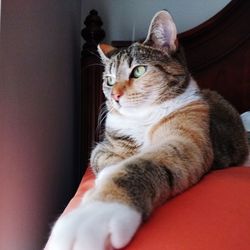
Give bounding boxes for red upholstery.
[64,166,250,250]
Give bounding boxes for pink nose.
[113,93,121,101]
[112,84,125,102]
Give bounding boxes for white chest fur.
[106,111,153,146]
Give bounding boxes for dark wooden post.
[80,10,105,175]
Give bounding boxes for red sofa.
[60,165,250,250]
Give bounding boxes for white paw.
[46,201,142,250]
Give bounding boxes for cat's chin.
[110,99,155,118]
[117,105,154,118]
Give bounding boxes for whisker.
[84,49,102,60]
[95,103,110,141]
[96,102,108,133]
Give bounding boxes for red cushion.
[65,166,250,250]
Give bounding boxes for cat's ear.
[97,43,117,62]
[143,10,178,53]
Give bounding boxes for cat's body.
[46,11,249,250]
[92,76,204,173]
[202,89,249,169]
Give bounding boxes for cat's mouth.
[111,97,152,113]
[112,99,138,110]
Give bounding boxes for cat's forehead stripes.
[107,43,170,73]
[114,51,133,68]
[106,50,135,79]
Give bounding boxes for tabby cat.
[46,10,249,250]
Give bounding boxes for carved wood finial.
[81,10,105,57]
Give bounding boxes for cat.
[46,10,249,250]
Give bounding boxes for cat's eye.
[131,65,147,79]
[106,76,115,87]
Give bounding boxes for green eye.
[131,65,147,78]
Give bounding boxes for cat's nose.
[112,88,124,102]
[112,92,122,102]
[112,82,126,102]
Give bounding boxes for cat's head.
[98,11,189,116]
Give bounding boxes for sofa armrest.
[49,166,250,250]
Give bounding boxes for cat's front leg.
[90,141,126,174]
[45,165,142,250]
[45,155,172,250]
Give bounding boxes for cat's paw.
[46,201,142,250]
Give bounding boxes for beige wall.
[0,1,81,249]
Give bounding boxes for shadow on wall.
[0,0,81,249]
